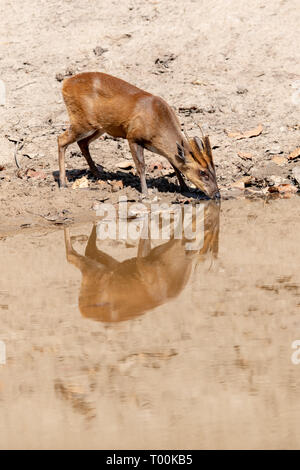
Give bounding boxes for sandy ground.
[0,0,300,233]
[1,2,300,450]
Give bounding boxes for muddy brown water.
[1,197,300,449]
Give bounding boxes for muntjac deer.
[58,72,219,198]
[64,201,220,322]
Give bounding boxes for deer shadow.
[52,167,210,199]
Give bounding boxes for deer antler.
[182,126,190,143]
[196,122,205,138]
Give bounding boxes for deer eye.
[199,170,209,179]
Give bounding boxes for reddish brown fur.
[58,72,219,197]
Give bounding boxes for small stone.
[55,73,64,82]
[266,145,282,155]
[93,46,108,56]
[161,168,173,176]
[268,175,288,186]
[292,167,300,185]
[236,87,248,95]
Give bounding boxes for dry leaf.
[227,131,243,139]
[72,176,89,189]
[0,165,5,171]
[246,187,268,196]
[117,160,133,170]
[239,176,253,184]
[149,161,163,171]
[231,176,253,190]
[237,151,253,160]
[111,180,124,192]
[226,124,263,140]
[231,180,245,190]
[26,169,47,180]
[268,184,298,194]
[288,148,300,160]
[149,157,171,172]
[191,79,207,86]
[272,156,288,166]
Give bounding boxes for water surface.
[1,197,300,449]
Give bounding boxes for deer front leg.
[128,141,148,195]
[170,163,189,192]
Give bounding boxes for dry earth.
[0,0,300,233]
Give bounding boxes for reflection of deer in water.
[65,201,220,322]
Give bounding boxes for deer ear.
[194,136,204,152]
[190,137,207,168]
[176,142,186,163]
[203,135,215,170]
[193,136,215,171]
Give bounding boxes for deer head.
[175,126,220,199]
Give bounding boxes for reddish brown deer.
[64,201,220,322]
[58,72,219,198]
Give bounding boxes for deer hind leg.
[58,126,101,187]
[77,129,104,178]
[128,141,148,195]
[58,128,80,188]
